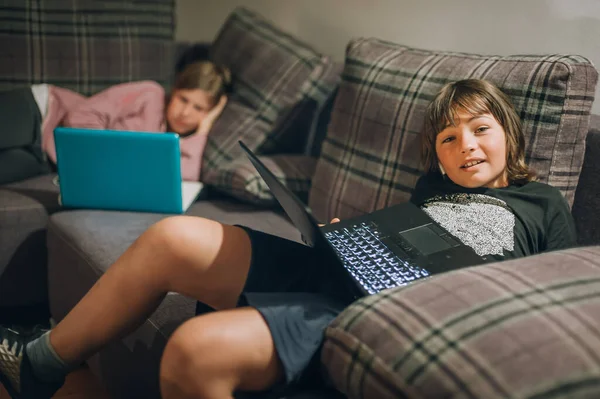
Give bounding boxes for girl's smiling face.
[436,110,508,189]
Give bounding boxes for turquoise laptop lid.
[54,127,185,214]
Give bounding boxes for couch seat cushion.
[309,38,598,222]
[322,246,600,399]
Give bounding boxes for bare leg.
[160,308,284,399]
[49,216,253,365]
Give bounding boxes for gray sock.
[25,331,72,382]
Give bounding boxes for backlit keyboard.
[324,221,430,294]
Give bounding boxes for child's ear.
[438,162,446,175]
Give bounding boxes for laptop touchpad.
[400,226,452,256]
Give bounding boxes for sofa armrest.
[572,114,600,245]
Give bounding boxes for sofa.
[1,3,600,399]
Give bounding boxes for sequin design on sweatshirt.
[421,193,515,257]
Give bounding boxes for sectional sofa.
[1,3,599,399]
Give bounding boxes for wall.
[176,0,600,113]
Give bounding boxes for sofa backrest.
[309,38,598,222]
[0,0,175,96]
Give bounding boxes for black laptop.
[239,141,484,299]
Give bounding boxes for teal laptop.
[54,127,203,214]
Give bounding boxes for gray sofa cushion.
[1,173,60,208]
[0,0,175,95]
[0,174,59,307]
[210,154,318,206]
[47,200,301,398]
[322,246,600,399]
[0,0,176,309]
[309,38,598,223]
[203,8,340,202]
[207,7,338,153]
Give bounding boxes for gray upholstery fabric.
[47,200,301,399]
[0,0,176,308]
[202,7,340,200]
[573,115,600,246]
[0,0,175,95]
[2,173,60,207]
[309,38,597,221]
[323,246,600,399]
[0,174,59,307]
[210,154,318,206]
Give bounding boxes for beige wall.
[176,0,600,113]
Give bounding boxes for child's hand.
[318,218,340,227]
[197,95,228,135]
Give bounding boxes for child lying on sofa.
[0,79,576,399]
[0,61,230,184]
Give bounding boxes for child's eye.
[179,96,188,104]
[475,126,489,133]
[441,136,455,144]
[194,105,204,112]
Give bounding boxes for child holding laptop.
[0,61,230,184]
[0,79,576,399]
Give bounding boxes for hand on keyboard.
[318,218,340,227]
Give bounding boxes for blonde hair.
[173,61,232,106]
[422,79,535,184]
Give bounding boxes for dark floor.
[0,365,111,399]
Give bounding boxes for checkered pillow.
[207,154,317,206]
[202,7,339,193]
[322,246,600,399]
[309,38,598,222]
[0,0,175,95]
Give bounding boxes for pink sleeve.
[179,133,209,182]
[63,81,166,132]
[42,85,87,164]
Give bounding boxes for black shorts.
[195,226,354,397]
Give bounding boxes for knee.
[160,317,232,398]
[142,216,213,266]
[145,216,198,247]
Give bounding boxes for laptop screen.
[238,141,322,247]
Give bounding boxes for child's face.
[166,89,214,135]
[435,110,508,188]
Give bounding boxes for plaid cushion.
[0,0,175,96]
[202,7,340,194]
[309,38,598,222]
[206,154,317,206]
[322,246,600,399]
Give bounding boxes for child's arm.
[196,95,228,135]
[42,85,87,164]
[63,81,165,132]
[178,96,228,181]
